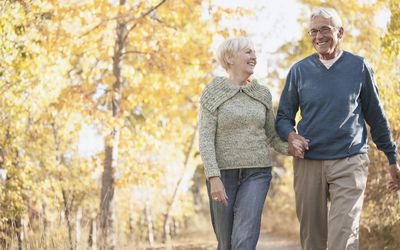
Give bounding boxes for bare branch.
[79,16,121,38]
[123,0,168,42]
[150,15,177,30]
[121,50,148,55]
[123,23,138,44]
[126,0,168,24]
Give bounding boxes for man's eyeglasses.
[308,26,336,37]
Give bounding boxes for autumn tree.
[1,0,244,248]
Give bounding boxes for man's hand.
[388,163,400,192]
[209,176,228,206]
[288,132,309,159]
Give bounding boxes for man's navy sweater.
[276,51,397,164]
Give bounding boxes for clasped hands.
[388,164,400,192]
[210,131,310,207]
[287,132,400,192]
[288,131,309,159]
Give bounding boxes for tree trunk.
[145,202,154,246]
[162,123,198,244]
[16,216,23,250]
[75,207,82,249]
[23,216,30,250]
[128,203,137,243]
[41,201,48,249]
[62,189,74,250]
[99,145,116,250]
[88,218,97,250]
[99,0,126,249]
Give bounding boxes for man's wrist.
[386,153,397,165]
[288,131,297,141]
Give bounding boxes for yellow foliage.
[0,0,246,247]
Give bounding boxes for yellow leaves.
[102,74,116,85]
[0,0,247,244]
[382,0,400,57]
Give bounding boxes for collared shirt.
[319,50,343,69]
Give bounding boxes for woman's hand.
[209,176,228,206]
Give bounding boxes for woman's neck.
[228,73,250,86]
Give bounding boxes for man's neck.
[319,49,342,60]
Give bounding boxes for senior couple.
[198,7,400,250]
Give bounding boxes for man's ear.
[338,27,344,39]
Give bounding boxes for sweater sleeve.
[265,105,289,155]
[275,67,299,141]
[361,60,397,165]
[199,105,221,178]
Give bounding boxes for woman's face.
[229,46,257,75]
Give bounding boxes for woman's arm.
[265,106,289,155]
[199,105,220,178]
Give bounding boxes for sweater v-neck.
[312,51,347,72]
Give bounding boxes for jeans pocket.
[247,167,272,180]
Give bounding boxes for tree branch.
[150,16,177,30]
[121,50,148,55]
[126,0,168,24]
[123,0,168,42]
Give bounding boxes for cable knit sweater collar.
[200,77,272,112]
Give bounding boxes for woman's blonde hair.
[216,37,254,71]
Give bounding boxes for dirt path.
[138,231,301,250]
[257,232,301,250]
[138,228,301,250]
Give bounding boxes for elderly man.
[275,7,400,250]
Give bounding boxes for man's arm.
[361,60,399,190]
[276,68,309,157]
[275,68,299,141]
[361,61,397,163]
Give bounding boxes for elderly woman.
[199,37,301,250]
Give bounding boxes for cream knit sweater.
[199,77,288,178]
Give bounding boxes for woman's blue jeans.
[206,167,272,250]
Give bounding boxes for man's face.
[309,15,343,60]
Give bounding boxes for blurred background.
[0,0,399,249]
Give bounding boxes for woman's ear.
[225,55,234,65]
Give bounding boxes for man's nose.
[316,30,324,38]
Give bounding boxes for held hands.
[209,176,228,206]
[288,132,309,159]
[388,163,400,192]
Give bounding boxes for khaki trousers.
[293,154,369,250]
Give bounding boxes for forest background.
[0,0,399,249]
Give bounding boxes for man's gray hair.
[310,7,343,28]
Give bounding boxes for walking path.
[139,231,301,250]
[257,232,301,250]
